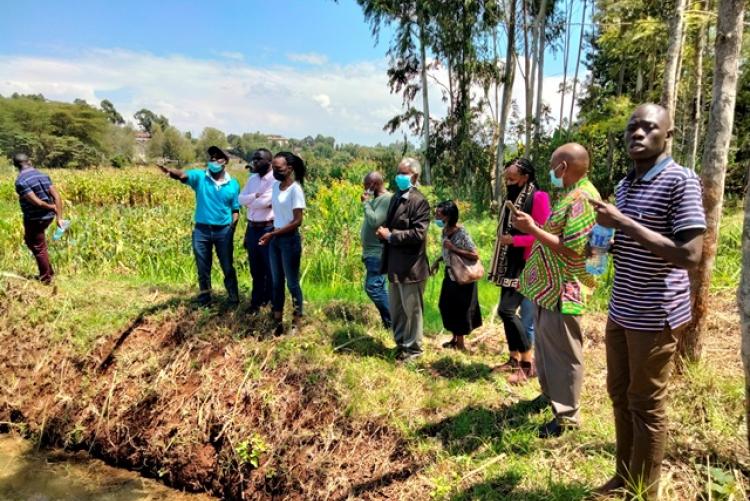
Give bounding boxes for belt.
[195,223,230,230]
[249,220,274,228]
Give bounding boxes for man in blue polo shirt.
[13,153,64,284]
[158,146,241,306]
[590,104,706,499]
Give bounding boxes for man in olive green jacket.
[361,171,393,328]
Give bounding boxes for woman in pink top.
[488,158,551,384]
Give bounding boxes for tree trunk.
[568,0,588,132]
[495,0,517,203]
[523,0,534,156]
[741,168,750,452]
[559,0,574,130]
[532,6,546,158]
[419,16,432,185]
[685,0,709,170]
[681,0,745,362]
[660,0,688,155]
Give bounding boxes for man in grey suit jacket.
[376,157,431,362]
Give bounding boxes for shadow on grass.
[96,293,257,371]
[331,325,391,358]
[418,402,543,456]
[424,356,494,382]
[452,472,589,501]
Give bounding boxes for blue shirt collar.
[639,156,672,182]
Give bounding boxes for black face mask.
[273,170,287,182]
[506,183,522,201]
[255,162,270,176]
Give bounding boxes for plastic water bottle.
[585,224,615,275]
[52,220,71,241]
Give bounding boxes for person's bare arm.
[48,185,63,226]
[512,211,581,260]
[22,191,55,211]
[157,164,187,181]
[259,209,304,245]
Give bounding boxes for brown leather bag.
[448,251,485,285]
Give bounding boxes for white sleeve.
[292,183,306,210]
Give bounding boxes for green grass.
[0,167,746,499]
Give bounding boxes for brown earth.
[0,283,426,500]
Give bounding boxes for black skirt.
[438,270,482,336]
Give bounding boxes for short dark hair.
[253,148,272,160]
[274,151,306,186]
[436,200,459,226]
[505,157,536,183]
[12,153,29,169]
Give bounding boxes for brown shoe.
[507,361,534,385]
[494,357,520,373]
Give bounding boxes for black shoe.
[538,419,565,439]
[273,322,284,337]
[396,351,422,363]
[525,394,549,413]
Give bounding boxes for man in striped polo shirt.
[591,104,706,499]
[513,143,600,438]
[14,153,64,284]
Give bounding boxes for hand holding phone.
[504,201,520,215]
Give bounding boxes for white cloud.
[217,51,244,61]
[313,93,331,110]
[0,48,581,146]
[286,52,328,65]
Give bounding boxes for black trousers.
[498,286,532,353]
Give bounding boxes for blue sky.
[0,0,590,145]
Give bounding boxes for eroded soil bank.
[0,283,423,500]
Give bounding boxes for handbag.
[448,250,485,285]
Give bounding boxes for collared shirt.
[610,157,706,331]
[519,177,600,315]
[238,169,275,222]
[182,169,240,226]
[15,167,55,221]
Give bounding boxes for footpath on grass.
[0,276,748,500]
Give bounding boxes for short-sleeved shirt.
[519,177,600,315]
[272,181,306,229]
[610,157,706,331]
[182,169,240,226]
[442,226,477,282]
[15,168,55,221]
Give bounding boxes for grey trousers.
[535,306,585,424]
[389,281,425,355]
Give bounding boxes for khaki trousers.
[605,318,681,500]
[534,307,585,424]
[389,281,425,355]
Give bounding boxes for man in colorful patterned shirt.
[513,143,600,438]
[590,104,705,499]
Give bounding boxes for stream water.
[0,434,214,501]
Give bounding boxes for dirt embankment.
[0,284,423,500]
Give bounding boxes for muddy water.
[0,434,214,501]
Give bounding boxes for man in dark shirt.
[13,153,64,284]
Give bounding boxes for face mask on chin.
[255,163,270,176]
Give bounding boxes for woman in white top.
[259,152,306,335]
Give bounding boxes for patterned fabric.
[519,177,600,315]
[442,227,477,283]
[610,157,706,330]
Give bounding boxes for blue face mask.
[549,166,564,189]
[395,174,412,191]
[208,161,224,174]
[435,219,445,229]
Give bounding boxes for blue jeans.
[521,297,536,346]
[363,256,391,328]
[269,231,303,316]
[244,225,274,309]
[192,223,239,303]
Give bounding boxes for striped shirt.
[609,157,706,331]
[519,177,600,315]
[15,168,55,221]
